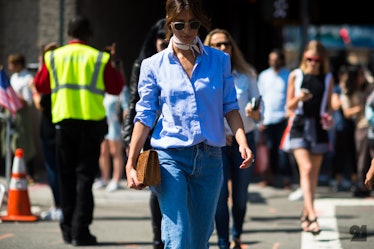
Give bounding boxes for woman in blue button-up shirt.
[125,1,254,248]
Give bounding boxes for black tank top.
[300,74,325,118]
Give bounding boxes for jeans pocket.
[206,145,222,158]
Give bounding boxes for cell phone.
[300,88,311,94]
[251,96,262,110]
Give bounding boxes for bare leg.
[293,148,322,233]
[108,139,124,182]
[98,139,111,183]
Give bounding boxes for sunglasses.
[172,21,201,31]
[305,56,321,63]
[211,42,231,48]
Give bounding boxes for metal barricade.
[0,111,13,190]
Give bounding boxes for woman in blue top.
[125,0,254,248]
[204,28,261,249]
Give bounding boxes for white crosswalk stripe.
[301,198,374,249]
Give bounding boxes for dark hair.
[8,53,25,67]
[67,16,92,40]
[155,19,167,40]
[138,18,166,61]
[339,64,359,96]
[164,0,211,40]
[270,48,285,65]
[124,18,168,147]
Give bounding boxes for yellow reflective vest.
[44,43,110,123]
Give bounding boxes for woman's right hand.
[125,121,151,190]
[126,165,146,190]
[299,90,313,102]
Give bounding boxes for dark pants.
[355,127,371,185]
[265,119,292,179]
[332,129,357,178]
[150,192,164,249]
[145,135,164,249]
[215,132,255,249]
[55,119,107,241]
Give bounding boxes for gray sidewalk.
[0,176,373,249]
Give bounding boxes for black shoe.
[353,189,371,198]
[63,235,72,244]
[154,240,164,249]
[72,234,97,246]
[352,184,371,198]
[63,238,72,244]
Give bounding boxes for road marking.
[0,233,14,240]
[301,198,374,249]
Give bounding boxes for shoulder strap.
[294,68,303,94]
[293,68,304,115]
[320,72,332,115]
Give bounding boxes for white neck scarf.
[171,36,202,57]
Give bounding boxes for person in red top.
[34,16,124,246]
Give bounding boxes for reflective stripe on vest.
[49,50,105,95]
[45,44,109,123]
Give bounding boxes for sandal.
[307,217,321,235]
[230,239,242,249]
[300,213,309,231]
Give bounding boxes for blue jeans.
[215,132,255,249]
[151,143,223,249]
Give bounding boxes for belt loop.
[194,142,201,152]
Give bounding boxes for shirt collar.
[68,39,88,45]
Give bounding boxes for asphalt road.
[0,176,373,249]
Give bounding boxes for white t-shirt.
[10,68,34,106]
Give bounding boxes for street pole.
[300,0,309,57]
[59,0,65,46]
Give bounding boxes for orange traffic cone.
[1,148,39,222]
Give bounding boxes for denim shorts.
[289,115,329,154]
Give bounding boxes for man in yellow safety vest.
[34,16,124,246]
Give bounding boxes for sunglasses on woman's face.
[172,21,201,31]
[305,56,321,63]
[211,41,231,49]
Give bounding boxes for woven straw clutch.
[136,149,161,187]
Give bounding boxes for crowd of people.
[1,0,374,248]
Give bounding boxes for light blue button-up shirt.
[257,67,290,125]
[224,70,260,135]
[134,42,239,149]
